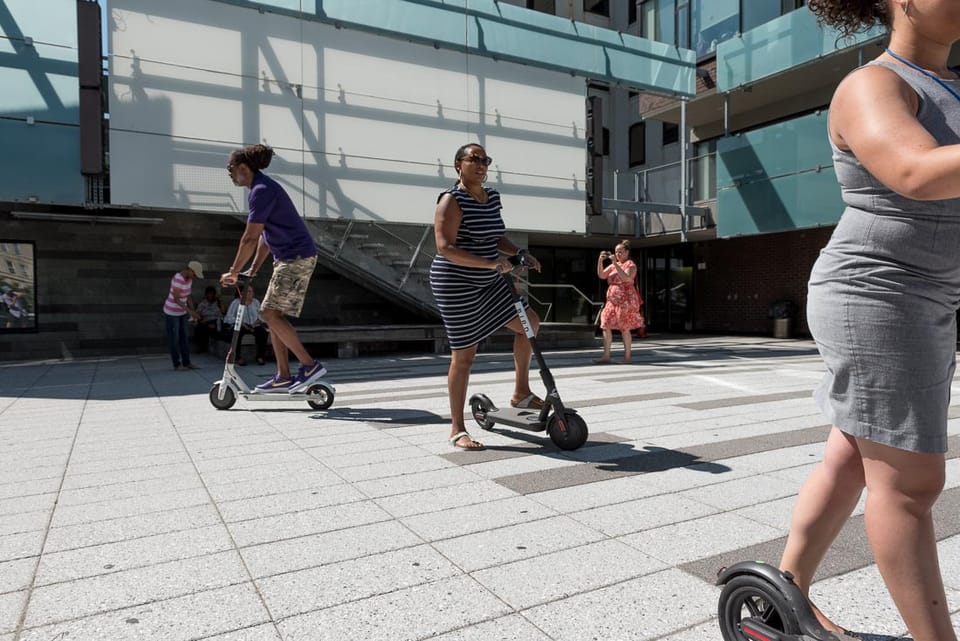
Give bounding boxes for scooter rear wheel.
[209,383,237,410]
[306,384,334,410]
[547,411,588,450]
[718,574,802,641]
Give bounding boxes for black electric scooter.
[716,561,847,641]
[208,275,335,411]
[469,253,589,451]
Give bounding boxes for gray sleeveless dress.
[809,60,960,454]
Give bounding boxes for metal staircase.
[305,218,440,319]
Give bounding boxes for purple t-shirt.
[247,172,317,261]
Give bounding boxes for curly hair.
[231,144,275,172]
[806,0,891,39]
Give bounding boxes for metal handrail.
[521,281,603,323]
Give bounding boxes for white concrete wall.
[108,0,587,233]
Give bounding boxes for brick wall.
[692,226,834,336]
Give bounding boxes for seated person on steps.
[224,285,269,366]
[194,286,225,353]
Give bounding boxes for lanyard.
[885,48,960,104]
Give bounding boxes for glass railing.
[716,8,885,92]
[589,153,716,238]
[716,111,843,236]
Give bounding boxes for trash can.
[769,301,795,339]
[772,318,792,339]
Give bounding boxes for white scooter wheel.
[209,383,237,410]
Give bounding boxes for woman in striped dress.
[431,143,542,450]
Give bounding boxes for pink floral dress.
[599,259,645,331]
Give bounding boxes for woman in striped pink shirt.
[163,260,203,370]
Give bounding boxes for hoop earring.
[482,174,488,183]
[903,0,910,14]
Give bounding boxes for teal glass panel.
[717,111,830,189]
[717,168,841,236]
[0,39,79,124]
[0,0,77,47]
[0,120,83,203]
[717,7,885,91]
[716,112,842,236]
[211,0,696,93]
[313,0,695,95]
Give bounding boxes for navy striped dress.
[430,185,526,350]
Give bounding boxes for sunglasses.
[462,154,493,167]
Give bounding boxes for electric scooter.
[716,561,846,641]
[469,252,589,451]
[208,275,335,411]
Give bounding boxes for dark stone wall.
[0,209,428,362]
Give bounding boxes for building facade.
[0,0,904,359]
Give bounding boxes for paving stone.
[25,551,248,628]
[228,499,392,548]
[44,503,223,553]
[432,514,605,573]
[525,567,719,640]
[0,557,36,595]
[473,538,668,610]
[399,495,559,542]
[276,575,511,641]
[18,583,269,641]
[0,590,26,635]
[240,520,423,579]
[257,544,460,619]
[35,523,234,585]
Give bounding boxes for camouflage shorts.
[262,255,316,318]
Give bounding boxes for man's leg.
[260,308,311,366]
[165,314,180,368]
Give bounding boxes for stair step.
[359,242,386,249]
[349,233,370,240]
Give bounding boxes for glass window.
[639,0,657,40]
[526,0,556,12]
[630,122,646,167]
[692,138,717,201]
[629,0,638,25]
[741,0,805,33]
[693,0,738,57]
[741,0,781,32]
[602,127,610,157]
[663,122,679,146]
[585,0,609,16]
[676,1,690,49]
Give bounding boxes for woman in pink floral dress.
[595,240,645,364]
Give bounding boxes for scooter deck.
[486,406,547,431]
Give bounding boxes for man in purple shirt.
[220,144,326,393]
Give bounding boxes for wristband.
[517,248,528,257]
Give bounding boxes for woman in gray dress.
[780,2,960,640]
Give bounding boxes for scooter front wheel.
[209,383,237,410]
[306,384,334,410]
[718,574,802,641]
[547,411,588,450]
[470,394,496,431]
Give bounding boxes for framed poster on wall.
[0,240,37,332]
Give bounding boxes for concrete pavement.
[1,336,959,640]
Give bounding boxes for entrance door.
[643,244,693,332]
